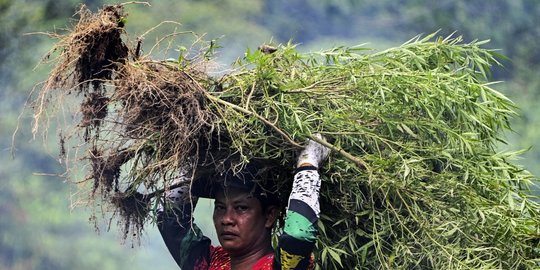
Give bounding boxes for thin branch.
[245,81,256,109]
[138,21,183,40]
[309,134,370,171]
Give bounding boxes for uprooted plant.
[29,4,540,269]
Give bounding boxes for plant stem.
[205,93,302,148]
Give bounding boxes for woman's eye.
[236,205,248,211]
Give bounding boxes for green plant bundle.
[208,35,540,269]
[32,5,540,269]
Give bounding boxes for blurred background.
[1,0,539,269]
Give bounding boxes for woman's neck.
[229,242,273,270]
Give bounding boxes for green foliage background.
[1,0,539,269]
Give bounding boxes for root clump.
[45,4,128,92]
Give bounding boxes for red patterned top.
[204,246,274,270]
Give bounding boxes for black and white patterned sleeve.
[275,166,320,269]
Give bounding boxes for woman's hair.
[193,160,283,210]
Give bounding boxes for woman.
[158,136,330,269]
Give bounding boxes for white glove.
[296,133,331,168]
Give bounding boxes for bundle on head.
[32,5,540,269]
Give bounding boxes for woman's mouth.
[220,231,238,240]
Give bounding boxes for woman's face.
[213,187,277,256]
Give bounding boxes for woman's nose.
[220,207,234,225]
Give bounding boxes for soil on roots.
[111,191,150,241]
[45,4,128,93]
[89,147,134,195]
[112,61,213,168]
[80,91,109,132]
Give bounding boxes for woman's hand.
[297,133,331,169]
